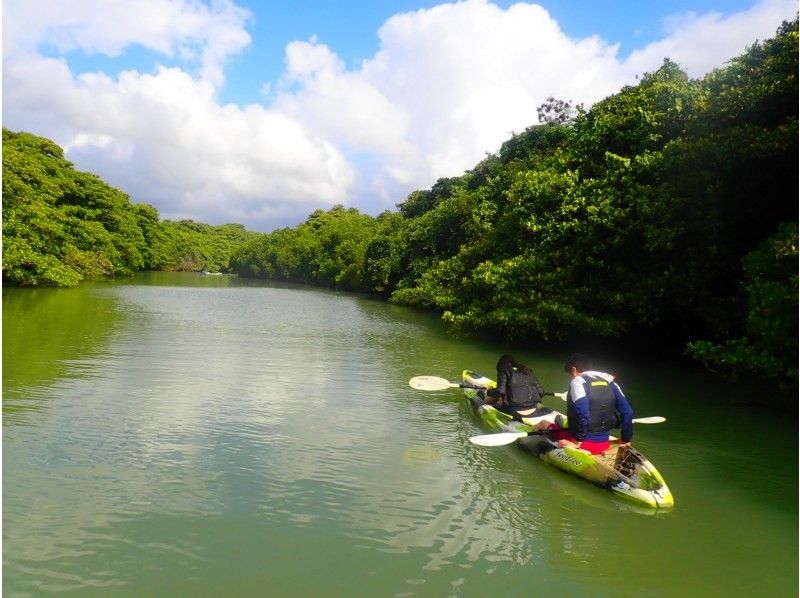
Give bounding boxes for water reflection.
[3,286,126,422]
[4,274,797,596]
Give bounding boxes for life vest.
[567,374,619,432]
[505,369,543,410]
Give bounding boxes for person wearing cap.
[545,353,634,454]
[482,354,553,421]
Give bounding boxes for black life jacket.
[506,369,543,410]
[567,374,619,432]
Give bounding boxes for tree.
[537,96,581,125]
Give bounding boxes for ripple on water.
[7,279,796,596]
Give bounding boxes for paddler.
[544,353,634,454]
[482,354,553,421]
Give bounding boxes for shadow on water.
[3,286,127,422]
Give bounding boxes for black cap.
[564,353,592,372]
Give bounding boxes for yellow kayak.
[462,369,674,509]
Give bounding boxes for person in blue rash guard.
[546,353,634,454]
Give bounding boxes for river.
[3,272,797,596]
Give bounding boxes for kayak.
[462,369,675,509]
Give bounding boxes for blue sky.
[217,0,764,105]
[4,0,796,231]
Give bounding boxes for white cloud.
[623,0,797,77]
[359,0,627,186]
[2,0,796,230]
[3,0,251,86]
[3,55,355,227]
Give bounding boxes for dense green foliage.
[3,130,145,286]
[686,222,797,386]
[231,205,378,291]
[2,129,258,285]
[148,219,257,273]
[231,19,798,390]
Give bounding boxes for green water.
[3,273,797,597]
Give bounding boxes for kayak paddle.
[538,393,666,423]
[409,376,483,391]
[411,381,664,425]
[470,416,667,447]
[520,415,666,426]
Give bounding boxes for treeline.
[2,128,258,286]
[232,19,798,390]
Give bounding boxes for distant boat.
[201,271,224,276]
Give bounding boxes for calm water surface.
[3,273,797,596]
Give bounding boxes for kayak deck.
[462,369,674,509]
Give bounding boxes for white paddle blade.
[409,376,458,391]
[553,392,567,401]
[469,432,527,447]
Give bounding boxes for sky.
[3,0,797,231]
